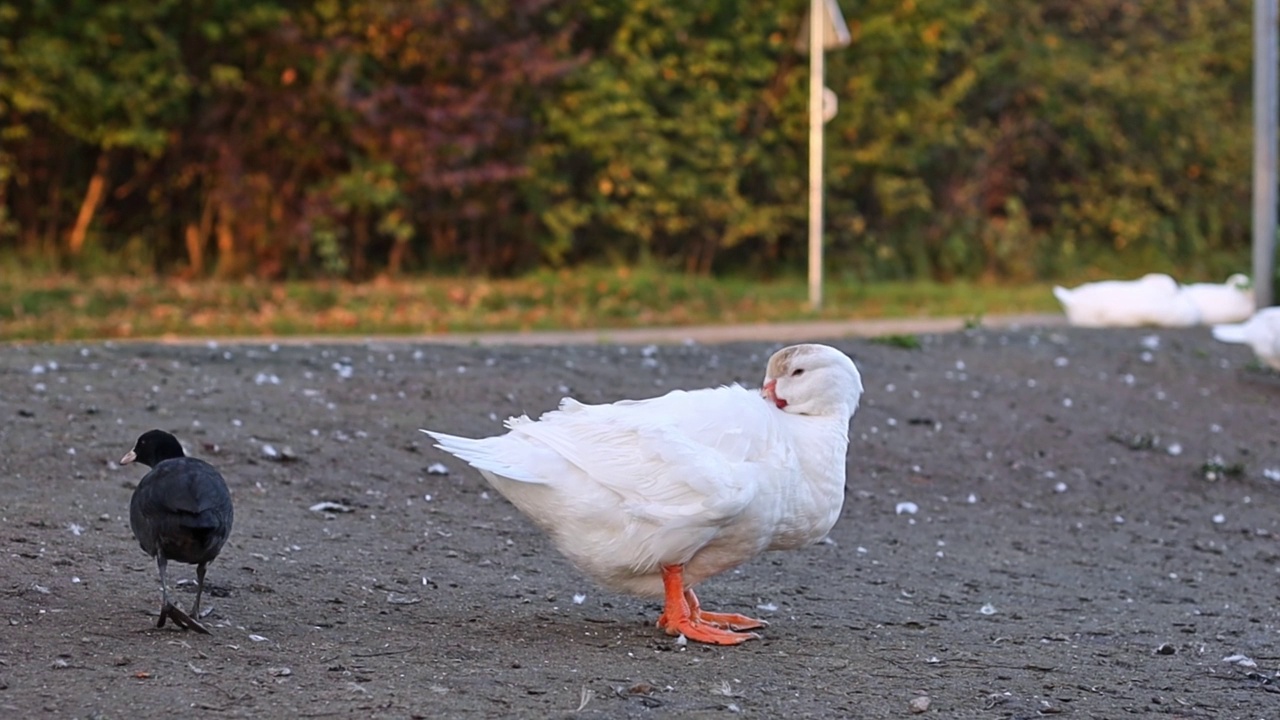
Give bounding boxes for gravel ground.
[1,323,1278,719]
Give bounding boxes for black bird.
[121,429,234,634]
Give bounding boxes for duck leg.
[153,555,210,634]
[654,565,760,645]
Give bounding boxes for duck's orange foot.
[656,564,762,645]
[683,587,768,631]
[658,615,760,645]
[693,609,768,632]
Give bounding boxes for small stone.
[909,695,931,713]
[1155,643,1176,655]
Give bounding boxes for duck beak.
[120,450,137,465]
[762,379,787,409]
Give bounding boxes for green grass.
[0,267,1063,342]
[869,334,923,350]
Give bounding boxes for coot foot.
[158,602,211,634]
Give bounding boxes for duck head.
[762,344,864,419]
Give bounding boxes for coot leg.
[191,562,208,618]
[154,555,210,634]
[155,555,171,629]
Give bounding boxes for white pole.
[1254,0,1278,308]
[807,0,825,310]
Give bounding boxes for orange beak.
[762,379,787,409]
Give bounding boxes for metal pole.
[807,0,825,310]
[1254,0,1278,308]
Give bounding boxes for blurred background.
[0,0,1261,339]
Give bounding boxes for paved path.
[417,313,1067,346]
[168,313,1066,347]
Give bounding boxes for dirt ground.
[2,322,1279,719]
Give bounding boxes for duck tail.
[419,429,548,484]
[421,429,482,461]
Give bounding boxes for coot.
[121,429,234,633]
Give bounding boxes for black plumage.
[121,429,234,633]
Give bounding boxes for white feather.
[1054,273,1200,327]
[1212,307,1280,370]
[1211,323,1248,344]
[421,344,863,598]
[1178,274,1255,325]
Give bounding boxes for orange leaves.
[920,21,943,47]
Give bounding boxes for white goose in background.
[423,343,863,645]
[1212,307,1280,371]
[1053,273,1200,327]
[1177,274,1254,325]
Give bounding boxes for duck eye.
[791,368,804,377]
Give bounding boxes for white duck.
[422,343,863,645]
[1212,306,1280,371]
[1178,274,1254,325]
[1052,273,1200,327]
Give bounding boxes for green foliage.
[999,0,1251,279]
[819,0,1252,281]
[0,0,192,153]
[869,334,922,350]
[0,0,1264,282]
[530,0,804,273]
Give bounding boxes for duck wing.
[530,386,778,525]
[427,384,781,529]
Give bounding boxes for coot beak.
[120,450,137,465]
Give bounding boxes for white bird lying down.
[1052,273,1200,327]
[1178,274,1255,325]
[422,343,863,646]
[1212,307,1280,371]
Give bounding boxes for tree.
[0,0,195,256]
[530,0,808,274]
